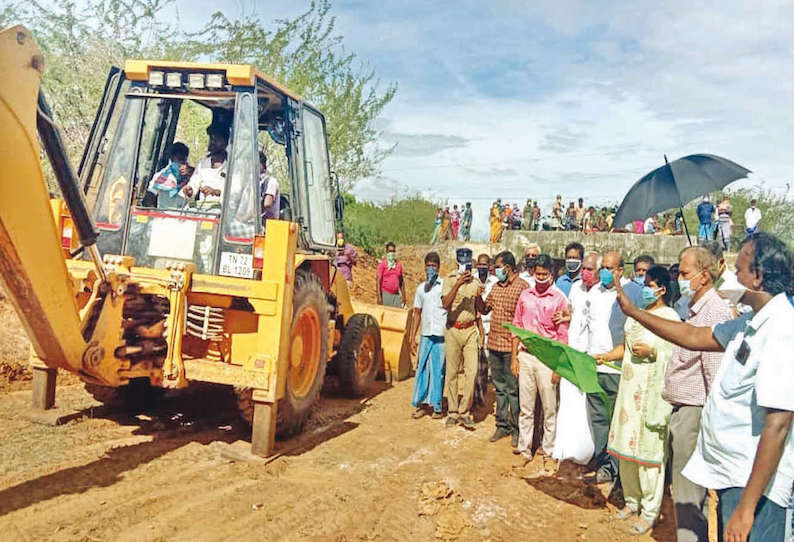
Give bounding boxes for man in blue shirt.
[555,241,584,297]
[696,195,715,243]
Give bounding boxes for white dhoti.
[552,378,594,464]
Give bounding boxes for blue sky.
[59,1,794,238]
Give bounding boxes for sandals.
[411,408,427,419]
[612,507,636,521]
[625,518,653,536]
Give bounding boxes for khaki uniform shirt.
[442,271,482,326]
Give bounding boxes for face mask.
[336,238,345,247]
[525,256,537,269]
[640,286,659,309]
[565,259,582,274]
[633,274,646,286]
[581,269,597,287]
[535,275,552,293]
[600,268,614,287]
[495,267,508,282]
[425,267,438,282]
[678,278,694,298]
[386,252,396,264]
[477,267,489,282]
[719,286,747,306]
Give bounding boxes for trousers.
[444,325,479,416]
[517,351,557,457]
[718,488,786,542]
[488,350,519,434]
[586,372,620,478]
[621,459,666,523]
[669,406,709,542]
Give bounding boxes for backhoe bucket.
[352,301,413,382]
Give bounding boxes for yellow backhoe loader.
[0,25,411,456]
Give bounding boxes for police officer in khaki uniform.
[442,248,482,429]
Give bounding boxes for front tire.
[236,271,329,437]
[336,313,381,397]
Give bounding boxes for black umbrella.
[613,154,751,244]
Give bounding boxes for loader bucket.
[351,301,413,382]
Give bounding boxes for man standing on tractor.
[441,248,482,429]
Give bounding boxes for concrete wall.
[496,231,689,265]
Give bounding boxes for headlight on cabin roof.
[206,73,224,89]
[166,72,183,88]
[188,73,205,89]
[148,70,165,87]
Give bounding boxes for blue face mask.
[640,286,659,308]
[633,274,646,286]
[599,268,614,287]
[425,267,438,282]
[495,267,508,282]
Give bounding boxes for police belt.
[447,320,476,330]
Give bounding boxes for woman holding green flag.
[596,266,678,536]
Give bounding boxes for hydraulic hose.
[36,89,106,281]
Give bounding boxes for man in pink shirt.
[376,241,406,307]
[511,254,569,472]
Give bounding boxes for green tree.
[342,194,437,255]
[6,0,394,191]
[180,1,396,190]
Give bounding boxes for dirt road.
[0,376,675,542]
[0,251,677,541]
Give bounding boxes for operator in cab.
[259,150,280,224]
[180,122,229,212]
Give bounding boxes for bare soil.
[0,254,679,541]
[0,377,676,541]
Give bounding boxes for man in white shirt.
[614,232,794,542]
[181,149,227,211]
[409,251,447,419]
[518,243,540,286]
[181,122,230,212]
[744,199,762,238]
[583,250,625,484]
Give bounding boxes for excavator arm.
[0,25,126,387]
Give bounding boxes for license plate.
[219,252,253,279]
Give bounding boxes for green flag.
[504,324,613,414]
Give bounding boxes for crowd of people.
[431,203,474,243]
[489,196,620,243]
[482,195,764,248]
[407,233,793,541]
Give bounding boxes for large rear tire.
[236,271,329,437]
[336,313,381,397]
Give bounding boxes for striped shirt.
[663,287,733,406]
[485,275,530,352]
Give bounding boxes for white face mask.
[719,286,747,306]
